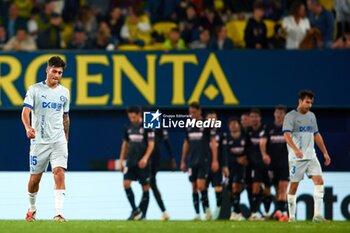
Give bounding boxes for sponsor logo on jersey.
[42,102,63,111]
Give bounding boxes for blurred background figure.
[189,29,211,49]
[67,26,92,50]
[121,4,152,46]
[3,27,37,51]
[244,1,268,49]
[209,25,234,50]
[163,27,186,50]
[282,1,310,49]
[307,0,334,49]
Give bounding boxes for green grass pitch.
[1,221,350,233]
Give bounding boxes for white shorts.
[289,157,322,182]
[29,142,68,174]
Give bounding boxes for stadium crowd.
[0,0,349,51]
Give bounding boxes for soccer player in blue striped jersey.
[283,90,331,222]
[22,56,70,222]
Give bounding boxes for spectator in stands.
[85,0,110,18]
[27,7,40,39]
[107,7,125,47]
[268,24,286,49]
[307,0,334,49]
[200,8,224,36]
[224,0,254,15]
[332,33,350,49]
[189,29,211,49]
[282,1,310,49]
[13,0,33,19]
[74,6,98,40]
[145,0,182,23]
[163,27,186,50]
[92,21,115,50]
[180,5,201,44]
[67,26,92,50]
[2,3,27,39]
[209,25,235,50]
[244,2,268,49]
[0,25,8,50]
[36,12,64,49]
[334,0,350,39]
[62,0,81,23]
[262,0,282,21]
[121,4,152,46]
[3,27,37,51]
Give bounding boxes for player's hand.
[170,158,177,171]
[26,127,36,139]
[262,154,271,165]
[222,167,229,177]
[119,160,124,172]
[324,153,331,166]
[180,161,187,172]
[294,148,303,158]
[211,160,219,172]
[138,157,148,169]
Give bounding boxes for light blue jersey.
[23,81,70,144]
[283,110,318,161]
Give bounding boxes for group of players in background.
[22,57,330,223]
[119,90,331,222]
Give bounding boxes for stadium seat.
[143,43,164,51]
[320,0,334,10]
[214,0,224,11]
[117,44,141,51]
[263,19,276,38]
[152,21,178,39]
[226,20,247,48]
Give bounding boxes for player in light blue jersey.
[283,90,331,222]
[22,56,70,222]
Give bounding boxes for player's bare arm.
[284,132,303,158]
[119,141,128,172]
[180,140,189,172]
[314,133,331,166]
[260,137,271,165]
[21,106,35,139]
[210,137,219,172]
[63,114,70,142]
[138,140,154,169]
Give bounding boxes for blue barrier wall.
[0,51,349,171]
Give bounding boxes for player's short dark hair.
[241,112,250,117]
[275,104,287,112]
[250,108,261,116]
[126,106,141,114]
[298,89,315,100]
[189,102,201,110]
[47,56,66,69]
[227,116,240,125]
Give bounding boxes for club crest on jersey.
[60,95,67,102]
